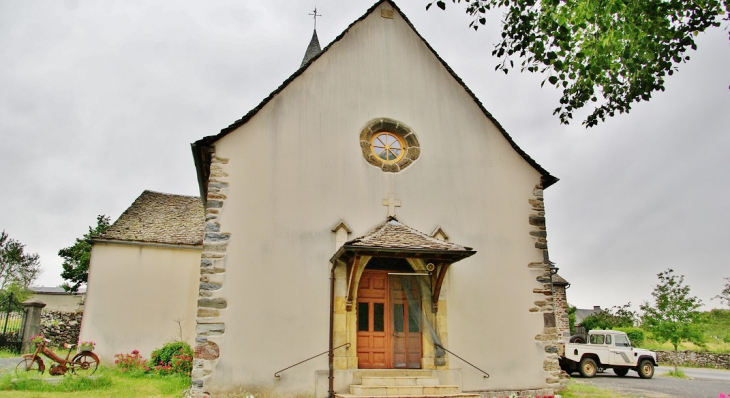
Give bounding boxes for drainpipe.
[328,263,336,398]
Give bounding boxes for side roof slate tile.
[96,190,204,246]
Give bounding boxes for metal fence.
[0,293,27,353]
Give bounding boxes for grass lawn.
[0,367,190,398]
[0,350,20,359]
[641,339,730,353]
[559,380,631,398]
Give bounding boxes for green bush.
[150,341,192,367]
[149,341,193,376]
[616,327,645,347]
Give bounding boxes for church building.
[82,1,563,397]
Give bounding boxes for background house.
[29,286,85,313]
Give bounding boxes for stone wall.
[40,310,83,347]
[192,154,230,398]
[552,285,570,339]
[656,350,730,369]
[527,183,566,391]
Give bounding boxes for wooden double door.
[356,269,422,369]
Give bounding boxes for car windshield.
[590,334,605,344]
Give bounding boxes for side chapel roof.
[192,0,558,203]
[94,190,204,247]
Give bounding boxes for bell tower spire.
[301,8,322,67]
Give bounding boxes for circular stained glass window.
[370,132,405,163]
[360,118,420,172]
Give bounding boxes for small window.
[590,334,605,345]
[606,335,612,345]
[373,303,385,332]
[615,334,631,347]
[360,118,420,172]
[358,302,369,332]
[408,310,420,332]
[371,132,405,163]
[393,303,404,333]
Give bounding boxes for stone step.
[350,385,461,396]
[336,394,480,398]
[362,376,439,386]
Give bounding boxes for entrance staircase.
[335,370,479,398]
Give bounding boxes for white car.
[559,330,658,379]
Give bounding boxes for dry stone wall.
[40,310,83,347]
[656,350,730,369]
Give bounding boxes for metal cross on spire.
[309,7,322,30]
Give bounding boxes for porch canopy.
[330,217,476,312]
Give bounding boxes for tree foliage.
[567,304,577,335]
[426,0,730,127]
[0,231,42,291]
[640,269,704,360]
[714,276,730,307]
[581,302,637,331]
[59,215,111,293]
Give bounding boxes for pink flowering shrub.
[150,341,193,376]
[171,353,193,376]
[114,350,150,374]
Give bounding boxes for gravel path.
[0,357,23,373]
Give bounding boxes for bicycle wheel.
[71,352,99,376]
[15,357,44,376]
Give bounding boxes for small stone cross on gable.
[382,193,401,217]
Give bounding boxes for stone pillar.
[21,301,46,353]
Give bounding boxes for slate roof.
[301,29,322,67]
[192,0,557,203]
[552,273,569,285]
[95,190,204,246]
[349,217,471,251]
[30,286,85,295]
[331,217,476,264]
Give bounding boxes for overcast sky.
[1,0,728,312]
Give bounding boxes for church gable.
[188,2,561,397]
[192,0,555,202]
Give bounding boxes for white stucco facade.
[80,242,200,362]
[192,2,559,396]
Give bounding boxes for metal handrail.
[435,343,490,379]
[274,343,350,378]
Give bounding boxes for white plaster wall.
[30,293,83,312]
[209,3,549,393]
[80,243,200,362]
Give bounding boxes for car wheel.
[579,357,597,378]
[614,367,629,377]
[638,359,654,379]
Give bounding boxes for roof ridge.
[141,189,200,199]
